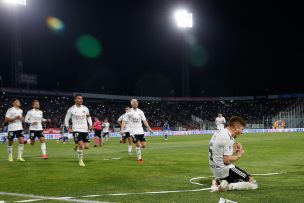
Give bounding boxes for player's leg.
[94,135,98,147]
[221,166,258,191]
[106,133,109,142]
[73,132,85,166]
[17,131,25,161]
[38,132,48,159]
[83,133,90,150]
[7,132,14,161]
[126,133,132,153]
[29,131,36,146]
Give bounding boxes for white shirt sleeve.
[223,117,226,124]
[223,139,233,156]
[64,108,71,128]
[118,115,123,122]
[25,111,31,124]
[122,113,129,121]
[5,109,12,119]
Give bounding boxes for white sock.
[128,145,132,153]
[8,146,13,156]
[41,143,47,155]
[18,144,24,158]
[77,149,84,161]
[228,181,258,190]
[136,147,142,160]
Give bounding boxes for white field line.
[15,199,43,202]
[82,188,211,198]
[0,192,111,203]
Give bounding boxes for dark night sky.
[0,0,303,97]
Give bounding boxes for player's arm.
[24,111,31,124]
[4,110,18,123]
[117,116,122,126]
[141,112,152,131]
[120,120,126,134]
[86,110,93,130]
[223,151,244,165]
[64,109,72,132]
[223,141,244,165]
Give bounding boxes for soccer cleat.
[8,155,13,162]
[17,157,25,162]
[42,155,49,159]
[218,180,229,192]
[79,160,86,166]
[137,159,144,164]
[94,145,97,147]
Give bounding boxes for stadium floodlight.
[3,0,26,6]
[174,9,193,28]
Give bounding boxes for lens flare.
[76,35,102,59]
[46,16,65,33]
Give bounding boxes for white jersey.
[208,128,235,179]
[102,122,110,133]
[25,109,46,131]
[64,105,92,133]
[5,107,23,131]
[215,117,226,130]
[123,108,146,135]
[118,113,130,132]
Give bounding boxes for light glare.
[3,0,26,6]
[174,10,193,28]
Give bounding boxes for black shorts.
[132,134,146,144]
[221,166,251,183]
[94,130,101,138]
[122,132,131,140]
[7,130,24,141]
[73,132,90,144]
[102,132,109,138]
[29,130,44,140]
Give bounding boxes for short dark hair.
[74,94,82,99]
[227,116,246,127]
[11,98,19,104]
[32,100,39,105]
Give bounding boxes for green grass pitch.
[0,132,303,203]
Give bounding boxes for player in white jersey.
[215,113,226,130]
[101,118,110,143]
[120,99,152,164]
[25,100,51,159]
[117,107,132,153]
[64,94,93,166]
[4,98,25,162]
[209,116,258,192]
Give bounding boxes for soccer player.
[25,100,51,159]
[120,99,152,164]
[163,121,170,141]
[93,117,102,147]
[101,118,110,143]
[64,94,92,166]
[208,116,258,192]
[4,98,25,162]
[117,107,133,153]
[215,113,226,130]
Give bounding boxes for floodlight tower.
[174,9,192,97]
[3,0,27,88]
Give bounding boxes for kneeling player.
[121,99,152,164]
[65,94,92,166]
[117,107,132,153]
[208,116,258,192]
[25,100,51,159]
